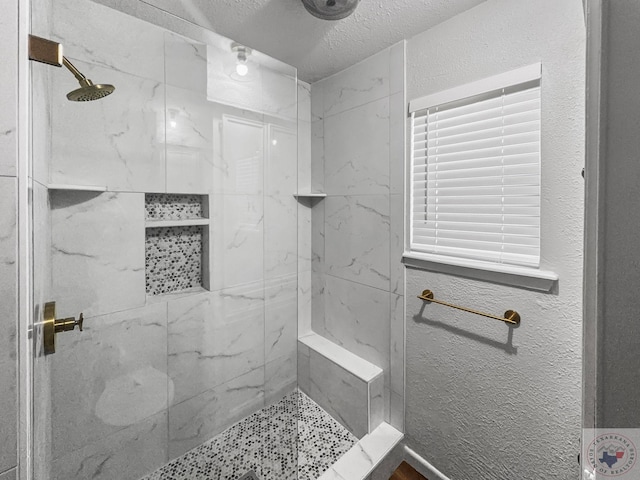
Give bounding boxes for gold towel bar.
[417,289,521,325]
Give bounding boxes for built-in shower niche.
[145,193,210,296]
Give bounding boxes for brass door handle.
[43,301,83,355]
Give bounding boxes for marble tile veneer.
[210,194,264,290]
[318,422,403,480]
[0,177,17,474]
[308,348,370,438]
[310,119,324,193]
[298,81,311,122]
[266,124,297,197]
[50,60,165,192]
[164,33,207,95]
[308,41,406,445]
[323,97,390,196]
[389,41,405,97]
[0,469,16,480]
[389,194,405,295]
[50,191,145,318]
[265,352,297,407]
[51,302,168,459]
[167,286,265,405]
[299,333,384,439]
[298,119,312,193]
[390,293,404,399]
[322,48,390,118]
[297,269,312,335]
[322,275,391,385]
[52,0,165,83]
[0,3,17,177]
[389,92,406,197]
[168,367,265,459]
[52,411,168,480]
[165,85,214,194]
[264,196,297,280]
[265,275,298,364]
[215,116,264,195]
[324,195,390,291]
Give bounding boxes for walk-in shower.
[26,0,408,477]
[27,1,359,479]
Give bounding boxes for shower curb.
[318,422,403,480]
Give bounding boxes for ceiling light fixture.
[231,42,251,77]
[301,0,360,20]
[168,108,179,128]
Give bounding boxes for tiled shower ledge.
[47,183,107,192]
[299,333,383,382]
[293,193,327,199]
[140,390,358,480]
[145,218,210,228]
[318,423,404,480]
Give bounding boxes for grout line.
[322,272,400,296]
[322,93,391,120]
[0,467,16,477]
[165,298,170,463]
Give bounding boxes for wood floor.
[390,461,428,480]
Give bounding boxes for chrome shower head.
[62,57,115,102]
[301,0,360,20]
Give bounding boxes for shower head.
[62,56,115,102]
[301,0,360,20]
[66,81,115,102]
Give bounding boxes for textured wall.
[404,0,585,479]
[139,0,485,82]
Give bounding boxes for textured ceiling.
[143,0,487,83]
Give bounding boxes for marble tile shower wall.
[307,43,406,431]
[0,179,17,479]
[0,0,19,477]
[30,1,299,479]
[297,81,313,335]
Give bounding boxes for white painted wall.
[404,1,585,478]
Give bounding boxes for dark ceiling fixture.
[301,0,361,20]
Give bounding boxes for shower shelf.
[294,193,327,199]
[145,218,210,228]
[47,183,107,192]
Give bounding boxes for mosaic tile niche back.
[146,194,204,220]
[145,194,207,296]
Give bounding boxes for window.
[409,64,542,270]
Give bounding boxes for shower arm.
[28,36,115,102]
[62,57,92,87]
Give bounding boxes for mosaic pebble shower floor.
[141,390,358,480]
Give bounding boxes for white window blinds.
[410,77,541,268]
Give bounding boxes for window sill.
[402,251,558,292]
